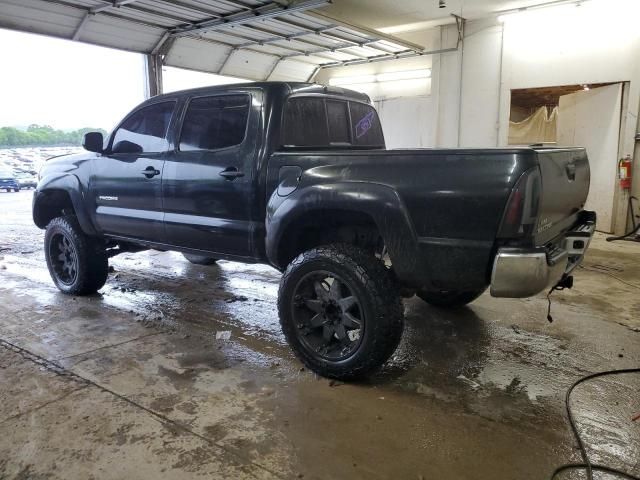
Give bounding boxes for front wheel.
[417,288,486,308]
[44,216,109,295]
[278,244,404,380]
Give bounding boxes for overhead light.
[329,69,431,86]
[439,0,447,8]
[376,69,431,82]
[498,0,588,22]
[329,75,376,86]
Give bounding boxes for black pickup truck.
[33,82,595,379]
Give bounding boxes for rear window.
[282,97,384,148]
[282,97,328,147]
[349,102,384,146]
[180,94,250,151]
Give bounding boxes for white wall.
[314,28,438,148]
[375,96,433,148]
[432,0,640,233]
[496,1,640,147]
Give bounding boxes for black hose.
[551,368,640,480]
[607,197,639,242]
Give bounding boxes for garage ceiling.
[0,0,563,81]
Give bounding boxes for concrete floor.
[0,189,639,480]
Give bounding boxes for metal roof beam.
[219,24,369,59]
[71,11,92,41]
[316,46,459,69]
[303,11,426,53]
[268,17,402,56]
[42,0,172,30]
[88,0,193,24]
[264,57,281,80]
[90,0,141,14]
[171,0,331,37]
[184,33,323,68]
[234,25,336,48]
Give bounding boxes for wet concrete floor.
[0,189,639,479]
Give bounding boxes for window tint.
[180,95,249,151]
[112,102,174,154]
[282,98,329,147]
[326,100,350,144]
[349,102,384,146]
[282,97,384,148]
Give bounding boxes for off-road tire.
[417,288,486,308]
[183,253,218,265]
[44,215,109,295]
[278,244,404,380]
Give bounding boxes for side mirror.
[83,132,104,153]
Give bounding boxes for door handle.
[219,167,245,180]
[141,166,160,178]
[565,163,576,181]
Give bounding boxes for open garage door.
[557,83,623,233]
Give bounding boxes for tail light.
[498,167,541,238]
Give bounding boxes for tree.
[0,126,108,147]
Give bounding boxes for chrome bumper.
[490,216,596,298]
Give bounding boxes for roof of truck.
[148,81,371,105]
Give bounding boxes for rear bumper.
[490,211,596,298]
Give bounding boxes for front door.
[90,100,176,241]
[162,93,258,258]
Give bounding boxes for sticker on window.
[355,111,375,139]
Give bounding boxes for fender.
[33,173,98,236]
[266,182,427,287]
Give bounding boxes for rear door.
[162,92,258,258]
[90,100,176,240]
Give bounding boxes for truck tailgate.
[534,148,590,245]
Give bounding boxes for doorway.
[508,83,624,232]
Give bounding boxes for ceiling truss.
[35,0,442,79]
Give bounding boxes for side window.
[112,102,175,154]
[179,95,250,151]
[349,102,384,147]
[282,98,329,147]
[326,100,350,144]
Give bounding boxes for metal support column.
[144,53,163,98]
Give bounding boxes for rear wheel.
[417,288,485,308]
[182,253,218,265]
[278,244,404,380]
[44,216,108,295]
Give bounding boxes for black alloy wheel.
[291,271,364,361]
[44,216,109,295]
[48,232,79,286]
[278,244,404,380]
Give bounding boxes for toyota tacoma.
[33,82,595,379]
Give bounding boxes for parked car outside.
[0,166,20,192]
[16,173,37,189]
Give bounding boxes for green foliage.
[0,125,108,147]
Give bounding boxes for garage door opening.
[509,83,625,232]
[508,83,616,146]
